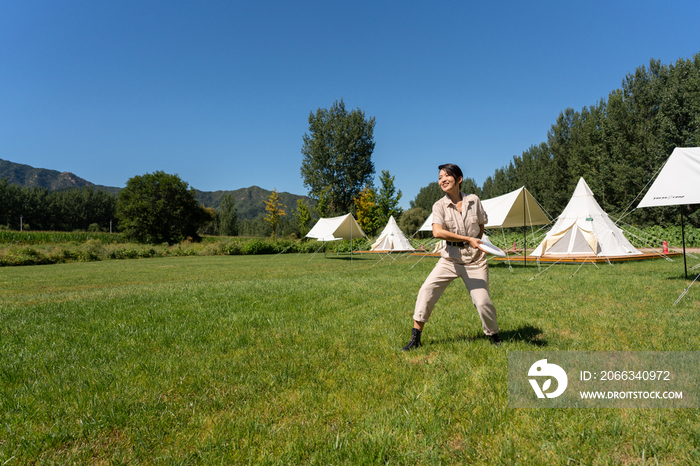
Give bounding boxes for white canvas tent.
[371,216,415,252]
[481,186,551,229]
[531,178,642,258]
[637,147,700,278]
[637,147,700,208]
[417,186,550,232]
[306,213,366,242]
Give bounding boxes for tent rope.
[529,257,565,280]
[674,273,700,306]
[271,239,302,258]
[615,217,699,261]
[570,257,599,278]
[308,241,326,262]
[615,163,666,226]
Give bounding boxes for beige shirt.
[432,192,488,264]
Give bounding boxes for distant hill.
[195,187,313,220]
[0,158,121,196]
[0,158,312,220]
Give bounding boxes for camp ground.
[406,179,691,269]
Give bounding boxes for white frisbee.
[478,241,506,257]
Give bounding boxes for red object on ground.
[663,240,668,254]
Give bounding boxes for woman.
[402,163,501,350]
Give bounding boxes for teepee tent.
[637,147,700,278]
[306,213,366,242]
[531,178,641,257]
[371,216,415,252]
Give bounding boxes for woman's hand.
[466,236,482,249]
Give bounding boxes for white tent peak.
[571,177,595,197]
[371,216,415,251]
[532,177,641,257]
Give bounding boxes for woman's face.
[439,169,461,193]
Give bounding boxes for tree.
[354,185,381,235]
[314,187,331,218]
[376,170,403,225]
[460,177,482,198]
[410,182,443,211]
[292,199,312,237]
[399,207,430,239]
[264,189,286,238]
[300,99,376,216]
[116,171,209,244]
[218,192,238,236]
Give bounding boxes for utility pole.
[20,215,23,232]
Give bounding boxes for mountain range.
[0,158,312,220]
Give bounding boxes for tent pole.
[681,210,688,279]
[523,189,527,266]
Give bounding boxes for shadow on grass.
[323,255,377,261]
[664,272,700,281]
[432,324,547,347]
[500,325,548,346]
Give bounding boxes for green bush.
[241,239,277,255]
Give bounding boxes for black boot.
[402,328,422,351]
[490,333,502,346]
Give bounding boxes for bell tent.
[531,178,641,258]
[371,216,415,252]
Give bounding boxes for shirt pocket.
[444,219,457,233]
[465,213,480,236]
[465,213,479,224]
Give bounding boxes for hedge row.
[2,225,697,267]
[0,237,376,267]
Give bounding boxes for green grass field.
[1,253,699,464]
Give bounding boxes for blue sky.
[2,1,699,209]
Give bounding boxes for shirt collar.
[443,192,467,208]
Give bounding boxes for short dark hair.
[438,163,463,181]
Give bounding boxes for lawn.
[1,253,699,464]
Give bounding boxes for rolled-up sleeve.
[474,197,488,225]
[432,201,445,228]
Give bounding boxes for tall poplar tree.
[218,192,238,236]
[300,99,376,216]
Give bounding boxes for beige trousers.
[413,258,499,336]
